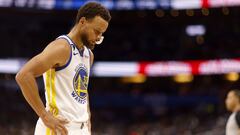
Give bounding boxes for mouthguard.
[95,36,104,45]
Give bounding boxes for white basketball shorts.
[34,118,90,135]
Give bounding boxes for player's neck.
[68,27,84,50]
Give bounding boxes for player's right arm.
[15,39,70,135]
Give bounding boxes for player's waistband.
[38,118,89,130]
[67,121,89,129]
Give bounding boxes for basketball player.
[15,2,111,135]
[225,90,240,135]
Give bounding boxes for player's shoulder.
[88,49,94,57]
[40,38,72,65]
[44,38,71,54]
[88,49,94,61]
[50,38,70,49]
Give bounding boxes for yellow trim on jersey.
[46,70,51,107]
[45,69,58,135]
[46,128,51,135]
[46,70,51,135]
[51,69,58,116]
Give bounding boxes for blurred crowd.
[0,8,240,61]
[1,75,239,135]
[92,114,227,135]
[0,104,229,135]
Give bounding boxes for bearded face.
[80,32,95,50]
[77,16,109,50]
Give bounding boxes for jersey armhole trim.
[55,39,73,71]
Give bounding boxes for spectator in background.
[225,90,240,135]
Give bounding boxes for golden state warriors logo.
[71,65,89,104]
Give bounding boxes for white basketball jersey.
[43,35,91,122]
[226,112,240,135]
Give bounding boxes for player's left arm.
[88,49,94,132]
[89,50,94,67]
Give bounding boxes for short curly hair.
[75,2,111,24]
